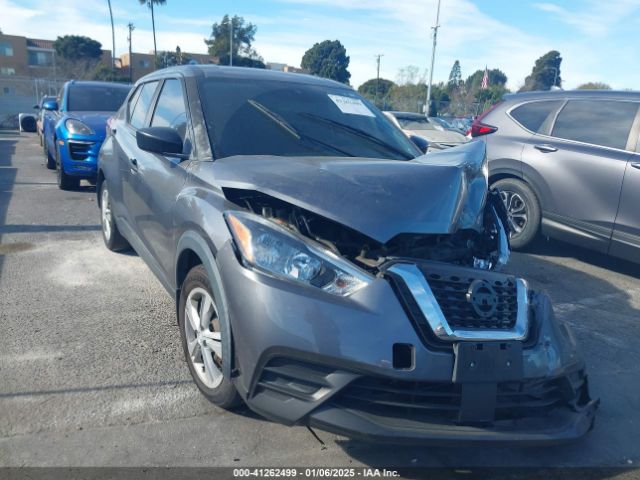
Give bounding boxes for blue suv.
[42,80,131,190]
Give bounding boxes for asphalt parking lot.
[0,130,639,469]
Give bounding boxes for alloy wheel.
[184,287,224,389]
[101,187,112,241]
[500,190,528,236]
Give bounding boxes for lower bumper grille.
[331,371,588,425]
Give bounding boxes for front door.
[610,157,640,262]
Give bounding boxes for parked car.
[33,95,56,145]
[442,116,473,134]
[384,111,468,150]
[429,116,466,135]
[472,90,640,263]
[97,66,596,444]
[42,80,131,190]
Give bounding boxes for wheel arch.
[176,230,232,379]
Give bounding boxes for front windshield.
[198,77,420,160]
[67,85,131,112]
[396,116,437,131]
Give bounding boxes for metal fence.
[0,76,64,129]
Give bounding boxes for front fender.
[176,230,232,380]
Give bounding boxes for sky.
[2,0,639,90]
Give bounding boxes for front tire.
[100,181,130,251]
[179,265,241,409]
[44,139,55,170]
[492,178,541,249]
[56,144,79,190]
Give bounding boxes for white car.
[384,111,468,150]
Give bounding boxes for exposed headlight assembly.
[65,119,94,135]
[225,211,372,296]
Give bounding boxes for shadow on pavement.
[0,131,19,280]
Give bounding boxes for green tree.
[205,15,265,68]
[139,0,166,65]
[301,40,351,84]
[54,35,103,60]
[91,64,130,82]
[358,78,395,107]
[577,82,611,90]
[53,35,104,79]
[447,60,462,90]
[465,68,507,92]
[430,83,450,116]
[519,50,562,92]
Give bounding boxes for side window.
[510,100,562,133]
[150,79,188,141]
[551,100,639,150]
[129,81,158,129]
[126,85,142,122]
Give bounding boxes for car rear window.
[510,100,562,133]
[552,100,639,150]
[67,85,131,112]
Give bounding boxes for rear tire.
[179,265,241,409]
[56,145,79,190]
[492,178,541,249]
[100,180,130,252]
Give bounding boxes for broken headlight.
[225,211,373,296]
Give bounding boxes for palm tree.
[107,0,115,71]
[138,0,166,67]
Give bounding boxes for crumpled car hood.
[209,141,488,244]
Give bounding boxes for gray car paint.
[97,66,596,442]
[481,90,640,263]
[200,141,487,244]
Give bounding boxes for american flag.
[481,67,489,89]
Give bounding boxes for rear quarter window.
[510,100,562,133]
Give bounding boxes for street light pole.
[127,23,135,83]
[229,16,233,66]
[425,0,442,116]
[374,54,383,107]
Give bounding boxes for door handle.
[129,158,138,172]
[631,162,640,170]
[534,144,558,153]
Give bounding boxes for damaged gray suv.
[97,65,597,444]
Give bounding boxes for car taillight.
[470,101,502,138]
[470,122,498,137]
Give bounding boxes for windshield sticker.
[328,94,375,117]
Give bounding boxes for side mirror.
[136,127,186,158]
[410,135,429,154]
[42,100,58,111]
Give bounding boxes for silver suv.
[473,90,640,264]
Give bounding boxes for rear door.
[610,113,640,261]
[520,98,638,252]
[129,77,193,278]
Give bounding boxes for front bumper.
[58,136,103,177]
[216,242,598,444]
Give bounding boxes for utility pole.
[374,54,383,107]
[127,23,135,83]
[425,0,442,116]
[229,16,233,66]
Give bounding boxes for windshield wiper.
[299,112,416,160]
[248,100,355,157]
